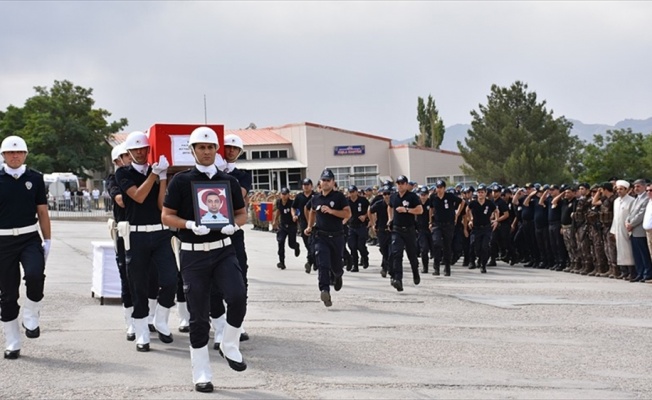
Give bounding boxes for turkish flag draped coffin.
[146,124,225,166]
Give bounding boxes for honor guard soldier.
[211,133,252,348]
[387,175,423,291]
[107,144,136,340]
[346,185,370,272]
[428,180,460,276]
[304,169,351,308]
[293,178,316,273]
[467,184,497,273]
[115,131,177,352]
[273,187,301,269]
[162,126,248,392]
[0,136,51,359]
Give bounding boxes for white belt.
[180,238,232,252]
[0,223,39,236]
[129,224,166,233]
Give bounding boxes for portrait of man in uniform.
[192,182,234,229]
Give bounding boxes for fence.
[48,195,113,219]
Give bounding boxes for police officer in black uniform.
[416,186,432,273]
[514,183,539,267]
[0,135,51,360]
[428,180,460,276]
[488,184,511,266]
[107,144,136,341]
[346,185,370,272]
[274,187,300,269]
[387,175,423,291]
[304,169,351,308]
[467,184,497,273]
[115,131,177,352]
[162,126,247,392]
[370,185,393,277]
[293,178,316,273]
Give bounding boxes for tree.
[457,81,575,184]
[0,80,128,177]
[578,129,651,182]
[413,94,445,149]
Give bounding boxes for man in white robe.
[610,180,635,280]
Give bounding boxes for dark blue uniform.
[429,192,459,276]
[115,165,177,321]
[388,190,422,288]
[347,195,370,271]
[275,197,300,268]
[164,167,246,349]
[370,196,391,276]
[0,168,47,323]
[310,190,348,294]
[107,172,133,310]
[468,199,497,272]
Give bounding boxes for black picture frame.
[191,181,234,230]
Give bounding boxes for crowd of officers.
[4,126,652,392]
[268,175,652,308]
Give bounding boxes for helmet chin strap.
[128,149,149,165]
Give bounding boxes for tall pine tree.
[457,81,575,184]
[414,94,445,149]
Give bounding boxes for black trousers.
[0,232,45,322]
[432,222,455,267]
[390,226,419,281]
[181,245,246,349]
[210,230,248,319]
[520,220,539,262]
[299,219,315,265]
[277,223,298,264]
[126,230,177,319]
[471,226,492,267]
[347,225,369,265]
[535,224,552,264]
[376,229,391,271]
[314,231,344,292]
[491,222,512,261]
[114,236,133,308]
[548,221,565,264]
[417,227,433,268]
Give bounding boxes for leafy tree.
[578,129,651,182]
[413,94,445,149]
[0,80,127,177]
[457,81,575,184]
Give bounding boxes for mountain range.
[393,117,652,152]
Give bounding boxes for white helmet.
[111,144,128,161]
[124,131,150,150]
[1,135,28,154]
[188,127,219,147]
[224,134,243,150]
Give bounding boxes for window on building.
[252,169,270,190]
[288,168,302,190]
[351,165,378,188]
[250,150,289,160]
[238,151,247,161]
[326,166,351,189]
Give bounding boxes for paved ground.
[2,220,652,399]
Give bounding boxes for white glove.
[43,239,51,263]
[185,220,210,236]
[220,224,240,236]
[152,155,169,179]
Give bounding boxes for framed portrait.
[191,181,234,230]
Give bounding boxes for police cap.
[320,169,335,180]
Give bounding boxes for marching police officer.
[273,187,301,269]
[387,175,423,291]
[346,185,370,272]
[0,135,51,359]
[428,180,460,276]
[467,184,497,273]
[162,126,248,392]
[416,186,432,274]
[107,144,136,340]
[293,178,316,273]
[304,169,351,308]
[115,131,177,352]
[370,185,393,277]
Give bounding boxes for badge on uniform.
[330,201,335,207]
[402,201,409,207]
[25,181,32,190]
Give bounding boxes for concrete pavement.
[1,220,652,399]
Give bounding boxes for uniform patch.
[330,201,335,207]
[25,181,32,190]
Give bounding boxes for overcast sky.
[1,1,650,147]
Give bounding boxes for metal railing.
[48,195,113,219]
